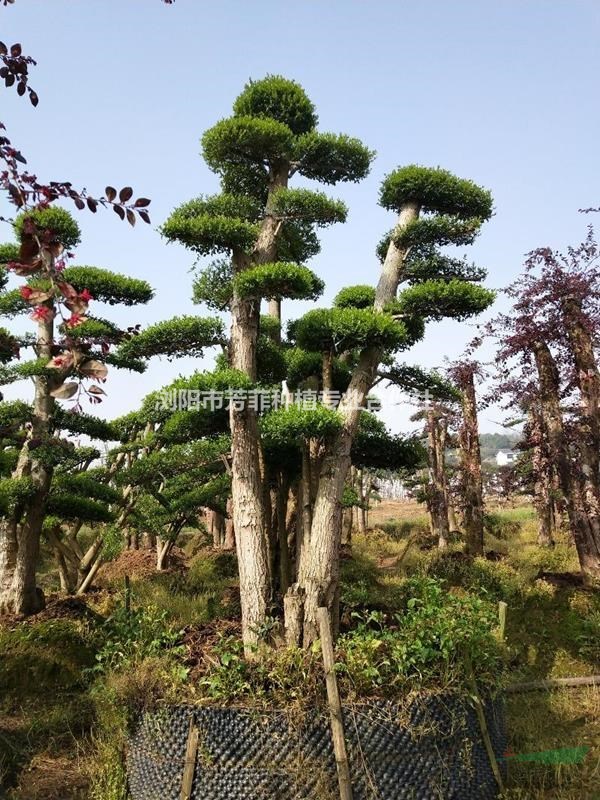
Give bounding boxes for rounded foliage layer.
[62,266,153,306]
[202,116,295,172]
[393,279,496,321]
[295,131,374,184]
[334,285,375,309]
[15,207,81,250]
[117,316,225,361]
[257,334,288,385]
[271,187,347,226]
[379,165,493,219]
[292,307,409,353]
[0,242,19,265]
[261,404,342,446]
[233,75,318,136]
[193,259,233,310]
[234,262,324,301]
[284,347,351,392]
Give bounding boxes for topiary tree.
[0,211,154,613]
[287,167,494,644]
[162,75,373,652]
[107,366,249,572]
[161,77,495,649]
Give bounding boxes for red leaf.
[87,197,98,213]
[139,210,151,224]
[126,209,136,226]
[88,383,106,395]
[113,204,125,220]
[0,42,7,56]
[74,197,85,210]
[29,90,39,107]
[105,186,117,202]
[5,74,15,87]
[10,43,22,58]
[119,186,133,203]
[17,81,26,97]
[134,198,151,207]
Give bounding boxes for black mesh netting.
[127,695,506,800]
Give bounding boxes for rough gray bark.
[458,373,484,556]
[426,408,450,550]
[528,401,555,547]
[287,202,420,646]
[0,292,55,615]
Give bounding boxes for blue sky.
[1,0,599,433]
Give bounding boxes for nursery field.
[1,502,599,800]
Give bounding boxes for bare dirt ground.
[368,499,426,526]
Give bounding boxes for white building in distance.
[496,448,518,467]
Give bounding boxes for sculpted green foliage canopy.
[15,207,82,250]
[116,315,226,361]
[291,307,414,354]
[393,280,496,322]
[379,165,493,219]
[233,262,324,301]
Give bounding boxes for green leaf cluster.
[234,262,324,301]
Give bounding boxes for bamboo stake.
[464,652,504,793]
[180,715,199,800]
[317,606,353,800]
[498,601,507,641]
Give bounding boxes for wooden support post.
[464,653,504,794]
[317,606,353,800]
[180,714,199,800]
[498,601,507,641]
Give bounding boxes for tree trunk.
[448,502,459,532]
[426,408,450,550]
[208,509,225,549]
[0,299,55,615]
[228,167,287,654]
[458,373,484,556]
[562,296,600,544]
[267,298,282,343]
[357,470,367,533]
[276,473,291,594]
[533,340,600,576]
[224,498,235,550]
[156,538,173,572]
[286,202,421,646]
[528,400,555,547]
[341,507,353,546]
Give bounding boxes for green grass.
[2,507,600,798]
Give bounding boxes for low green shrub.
[337,576,504,696]
[484,511,522,540]
[90,605,185,675]
[424,554,526,602]
[187,550,238,591]
[197,576,504,706]
[0,620,95,704]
